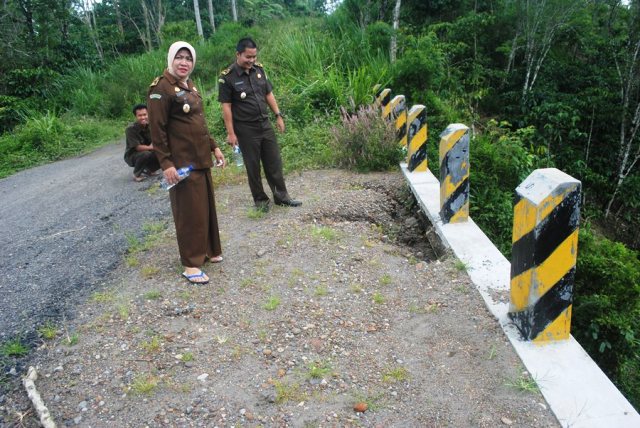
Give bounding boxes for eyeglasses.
[174,55,193,62]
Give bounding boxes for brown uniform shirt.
[124,122,151,167]
[147,69,218,171]
[217,62,273,122]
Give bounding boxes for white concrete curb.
[401,163,640,428]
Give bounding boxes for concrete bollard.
[509,168,581,342]
[406,105,428,172]
[375,88,392,119]
[439,124,470,224]
[390,95,407,147]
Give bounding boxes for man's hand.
[227,133,239,147]
[276,115,285,133]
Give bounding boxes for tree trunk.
[141,0,152,51]
[390,0,401,63]
[113,0,124,36]
[193,0,203,39]
[231,0,238,22]
[207,0,215,33]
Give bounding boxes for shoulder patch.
[255,62,264,68]
[218,78,226,84]
[220,68,231,76]
[149,76,162,87]
[149,94,162,100]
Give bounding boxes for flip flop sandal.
[182,270,209,285]
[210,255,224,263]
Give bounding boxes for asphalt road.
[0,142,170,342]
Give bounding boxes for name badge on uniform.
[257,73,262,79]
[240,92,246,99]
[174,87,180,92]
[183,104,191,113]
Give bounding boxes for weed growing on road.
[130,373,159,395]
[117,303,130,320]
[91,291,115,303]
[314,285,328,296]
[180,352,194,362]
[307,361,332,379]
[1,339,28,357]
[486,344,497,360]
[140,265,160,279]
[454,259,468,272]
[311,225,339,241]
[379,273,393,286]
[505,371,539,394]
[64,327,79,346]
[264,296,281,311]
[141,336,161,353]
[247,207,267,219]
[143,290,162,300]
[382,366,409,383]
[38,321,59,340]
[275,380,305,404]
[372,291,385,304]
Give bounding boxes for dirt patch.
[1,169,558,427]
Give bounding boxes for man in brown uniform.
[218,37,301,212]
[124,104,160,182]
[147,41,225,285]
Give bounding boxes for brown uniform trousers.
[235,120,290,204]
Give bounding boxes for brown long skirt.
[169,168,221,267]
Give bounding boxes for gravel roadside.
[1,165,559,427]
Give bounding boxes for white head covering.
[167,41,196,81]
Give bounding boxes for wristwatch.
[275,111,284,118]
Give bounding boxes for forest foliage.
[1,0,639,411]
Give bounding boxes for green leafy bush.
[573,226,640,410]
[331,105,401,172]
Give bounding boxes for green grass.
[180,352,194,362]
[382,366,409,383]
[91,291,115,303]
[274,380,305,404]
[1,339,29,357]
[310,225,339,241]
[38,321,59,340]
[65,332,79,346]
[379,273,393,286]
[143,290,162,300]
[505,372,539,394]
[141,336,162,353]
[130,373,160,395]
[247,207,268,219]
[263,296,281,311]
[372,291,385,304]
[307,361,332,379]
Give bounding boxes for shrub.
[573,226,640,410]
[331,105,401,172]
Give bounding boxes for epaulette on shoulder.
[149,75,163,87]
[220,68,231,76]
[255,62,264,68]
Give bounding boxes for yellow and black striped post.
[439,124,470,224]
[375,88,392,120]
[390,95,407,147]
[407,104,427,172]
[508,168,581,343]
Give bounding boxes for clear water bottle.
[160,165,193,190]
[233,145,244,167]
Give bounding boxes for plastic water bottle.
[160,165,193,190]
[233,145,244,167]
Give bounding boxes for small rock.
[74,416,82,425]
[257,249,267,257]
[78,401,88,411]
[263,349,272,357]
[185,406,193,415]
[197,373,209,382]
[239,408,246,416]
[53,365,64,372]
[501,416,513,425]
[353,402,368,413]
[277,369,286,378]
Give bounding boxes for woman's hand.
[213,147,226,168]
[163,166,179,185]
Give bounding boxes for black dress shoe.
[275,199,302,207]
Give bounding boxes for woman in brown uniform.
[147,41,225,284]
